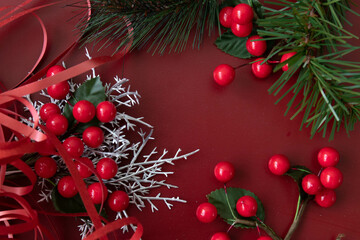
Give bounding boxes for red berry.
[214,161,235,183]
[46,65,65,77]
[315,189,336,208]
[96,158,118,179]
[46,114,68,136]
[280,52,297,71]
[251,58,273,79]
[258,237,272,240]
[231,22,253,37]
[211,232,230,240]
[246,36,267,56]
[219,7,233,28]
[108,190,129,212]
[40,103,60,122]
[232,3,254,24]
[63,136,84,157]
[318,147,339,167]
[57,176,77,198]
[75,157,94,178]
[96,101,117,123]
[47,81,70,100]
[82,126,104,148]
[35,157,57,178]
[213,64,235,86]
[196,202,217,223]
[320,167,343,189]
[88,182,108,204]
[73,100,96,123]
[301,174,322,195]
[268,154,290,175]
[236,195,258,217]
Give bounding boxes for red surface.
[1,0,360,239]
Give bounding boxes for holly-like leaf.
[285,165,312,200]
[207,187,265,228]
[215,31,252,59]
[74,77,106,107]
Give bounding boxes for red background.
[1,0,360,239]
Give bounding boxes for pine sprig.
[76,0,219,54]
[257,0,360,140]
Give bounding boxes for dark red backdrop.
[1,0,360,239]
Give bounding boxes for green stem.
[293,194,302,221]
[233,218,282,240]
[284,198,310,240]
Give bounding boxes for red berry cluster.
[35,65,129,212]
[268,147,342,208]
[196,161,271,240]
[220,4,254,38]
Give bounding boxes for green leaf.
[63,102,75,125]
[285,165,312,200]
[207,187,265,228]
[74,77,106,107]
[215,31,252,59]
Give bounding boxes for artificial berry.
[40,103,61,122]
[257,237,272,240]
[246,36,267,56]
[63,136,84,157]
[268,154,290,175]
[35,157,57,178]
[315,189,336,208]
[73,100,96,123]
[214,161,235,183]
[96,158,118,179]
[251,58,272,79]
[96,101,117,123]
[213,64,235,86]
[47,82,70,100]
[57,176,78,198]
[317,147,339,167]
[75,157,94,178]
[46,65,65,77]
[236,195,258,217]
[320,167,343,189]
[280,52,297,71]
[231,22,253,37]
[301,174,322,195]
[211,232,230,240]
[82,126,104,148]
[88,182,108,204]
[232,3,254,25]
[46,114,68,136]
[196,202,217,223]
[219,7,233,28]
[108,190,129,212]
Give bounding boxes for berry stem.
[284,198,310,240]
[234,63,248,70]
[232,218,282,240]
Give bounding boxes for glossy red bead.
[63,136,84,157]
[268,154,290,175]
[257,237,272,240]
[40,103,60,122]
[315,189,336,208]
[211,232,231,240]
[246,35,267,56]
[219,7,234,28]
[108,190,130,212]
[214,161,235,183]
[232,3,254,24]
[46,65,65,77]
[75,157,94,178]
[301,174,322,195]
[196,202,217,223]
[47,81,70,100]
[82,126,104,148]
[88,182,108,204]
[320,167,343,189]
[58,176,78,198]
[46,114,68,136]
[35,157,57,178]
[251,58,272,79]
[73,100,96,123]
[236,195,258,217]
[280,52,297,71]
[96,101,117,123]
[213,64,235,86]
[96,158,118,179]
[318,147,339,167]
[231,22,252,37]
